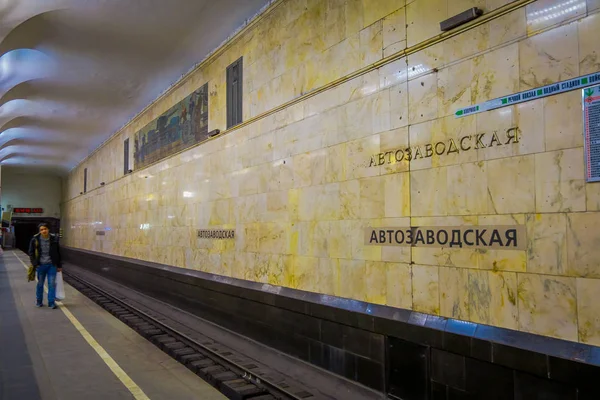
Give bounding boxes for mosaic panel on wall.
[134,83,208,169]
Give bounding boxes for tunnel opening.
[11,217,60,253]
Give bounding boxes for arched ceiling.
[0,0,270,174]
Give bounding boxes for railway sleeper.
[163,341,186,352]
[221,379,266,400]
[179,353,205,364]
[189,358,216,372]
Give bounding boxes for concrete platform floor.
[0,251,226,400]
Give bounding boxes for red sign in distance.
[13,208,43,214]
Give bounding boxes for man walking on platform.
[28,223,62,309]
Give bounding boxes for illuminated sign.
[13,208,43,214]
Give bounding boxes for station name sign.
[197,229,235,239]
[364,226,526,250]
[368,128,519,167]
[13,208,43,214]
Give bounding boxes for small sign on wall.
[197,229,235,239]
[583,85,600,182]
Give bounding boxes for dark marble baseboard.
[62,247,600,399]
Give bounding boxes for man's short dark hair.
[38,223,50,230]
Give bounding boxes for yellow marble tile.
[340,179,361,219]
[379,127,410,175]
[372,89,391,134]
[411,167,448,216]
[443,22,489,65]
[384,172,410,217]
[437,59,473,118]
[312,184,342,221]
[382,7,406,52]
[350,219,382,261]
[328,220,354,259]
[526,213,568,275]
[315,257,336,295]
[476,215,527,273]
[517,273,577,341]
[407,42,445,75]
[290,256,320,292]
[526,0,586,34]
[577,277,600,345]
[360,176,385,218]
[407,119,435,171]
[507,100,546,158]
[325,144,347,183]
[345,0,365,37]
[519,22,579,90]
[383,41,404,58]
[544,91,583,152]
[345,132,380,181]
[381,221,412,263]
[406,0,447,47]
[338,259,367,300]
[439,267,470,320]
[487,155,536,214]
[291,153,312,188]
[578,12,600,75]
[410,216,479,270]
[408,72,439,125]
[255,254,281,284]
[359,21,383,66]
[362,0,403,28]
[258,222,288,254]
[309,221,332,258]
[264,190,289,222]
[535,148,586,212]
[324,0,346,49]
[566,212,600,278]
[434,116,479,168]
[447,161,488,215]
[386,262,413,309]
[489,8,526,48]
[235,252,257,281]
[468,270,518,329]
[389,81,409,129]
[586,183,600,211]
[412,264,440,315]
[364,261,388,304]
[471,43,520,105]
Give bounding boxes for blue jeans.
[36,264,57,306]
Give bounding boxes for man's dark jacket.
[28,233,62,268]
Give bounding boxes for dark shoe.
[49,304,57,309]
[35,303,43,308]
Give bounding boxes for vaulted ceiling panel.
[0,0,270,173]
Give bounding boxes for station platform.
[0,251,226,400]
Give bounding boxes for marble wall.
[62,0,600,346]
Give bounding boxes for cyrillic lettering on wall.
[364,226,526,250]
[197,229,236,239]
[369,127,519,167]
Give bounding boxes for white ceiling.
[0,0,270,174]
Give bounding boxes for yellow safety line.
[12,251,151,400]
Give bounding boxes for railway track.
[63,271,317,400]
